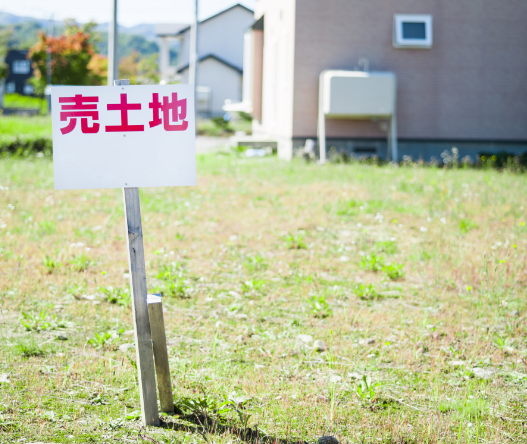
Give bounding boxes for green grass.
[0,155,526,443]
[2,93,48,114]
[0,115,52,138]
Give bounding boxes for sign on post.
[52,84,196,190]
[51,83,196,426]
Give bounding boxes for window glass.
[23,84,34,95]
[6,82,16,93]
[402,22,426,40]
[13,60,31,74]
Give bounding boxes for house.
[5,50,35,96]
[238,0,527,161]
[156,4,254,117]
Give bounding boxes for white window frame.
[6,82,16,94]
[393,14,433,49]
[12,59,31,74]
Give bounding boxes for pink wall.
[292,0,527,141]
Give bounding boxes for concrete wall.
[291,0,527,144]
[252,0,297,159]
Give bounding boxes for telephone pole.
[108,0,119,85]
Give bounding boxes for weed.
[383,263,405,280]
[360,253,385,272]
[14,337,45,357]
[178,395,231,424]
[241,279,266,293]
[100,286,130,307]
[19,310,51,332]
[43,255,62,274]
[354,283,379,300]
[0,247,13,260]
[70,253,93,272]
[375,240,397,254]
[88,332,114,349]
[284,233,307,249]
[155,262,190,298]
[308,293,332,318]
[38,220,56,236]
[459,219,477,234]
[334,199,361,216]
[244,253,268,272]
[356,375,380,403]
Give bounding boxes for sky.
[0,0,257,27]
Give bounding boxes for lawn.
[0,155,526,444]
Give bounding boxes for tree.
[0,28,11,80]
[29,20,103,95]
[118,51,159,85]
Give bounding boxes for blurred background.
[1,0,526,163]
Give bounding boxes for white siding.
[180,57,242,116]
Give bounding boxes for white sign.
[51,85,196,190]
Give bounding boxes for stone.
[118,343,135,353]
[313,340,328,352]
[318,436,339,444]
[58,334,68,341]
[448,360,466,367]
[358,338,375,345]
[0,374,10,384]
[297,334,313,344]
[473,368,494,379]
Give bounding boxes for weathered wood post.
[147,294,175,414]
[117,79,160,427]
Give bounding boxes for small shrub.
[375,240,397,255]
[211,116,234,134]
[70,253,93,272]
[244,253,268,272]
[88,332,114,349]
[14,337,45,358]
[356,375,380,403]
[155,262,190,298]
[459,219,477,234]
[19,310,51,332]
[354,283,379,300]
[359,254,385,272]
[308,294,332,318]
[383,263,405,280]
[38,220,56,236]
[100,286,130,307]
[334,199,361,216]
[284,233,307,250]
[242,279,266,293]
[43,255,62,274]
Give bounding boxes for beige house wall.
[253,0,297,159]
[291,0,527,142]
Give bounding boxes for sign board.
[51,85,196,190]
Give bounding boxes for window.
[23,84,34,95]
[12,59,31,74]
[394,14,433,48]
[6,82,15,94]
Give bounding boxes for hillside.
[0,11,160,58]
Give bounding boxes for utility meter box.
[321,70,396,118]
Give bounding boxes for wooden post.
[117,79,160,427]
[147,295,175,414]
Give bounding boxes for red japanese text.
[105,94,145,132]
[149,93,189,131]
[59,95,100,135]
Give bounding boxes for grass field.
[0,155,526,444]
[0,114,251,140]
